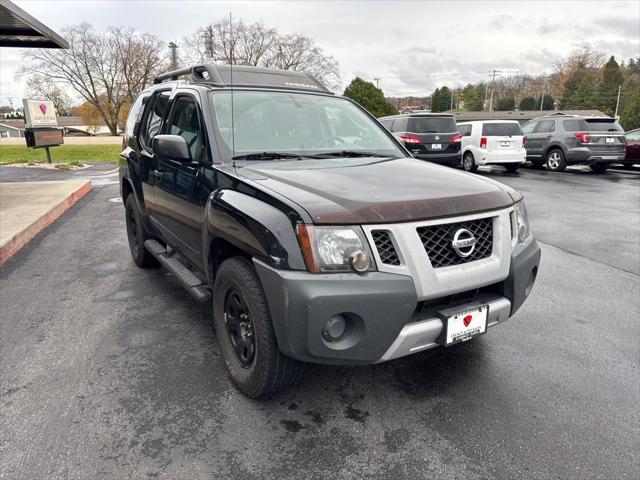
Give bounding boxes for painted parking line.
[103,167,119,175]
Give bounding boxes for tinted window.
[143,91,171,149]
[379,118,393,130]
[562,119,586,131]
[168,96,206,162]
[407,116,456,133]
[481,122,522,136]
[521,121,538,134]
[124,94,147,138]
[584,118,624,132]
[458,124,472,136]
[536,120,555,133]
[626,130,640,141]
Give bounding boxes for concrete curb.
[0,180,92,265]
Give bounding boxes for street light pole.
[614,85,621,118]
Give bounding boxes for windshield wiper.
[313,150,392,158]
[232,152,305,161]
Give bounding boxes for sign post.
[22,99,63,163]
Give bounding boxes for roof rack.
[152,63,332,94]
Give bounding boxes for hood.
[238,157,519,224]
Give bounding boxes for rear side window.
[458,124,472,136]
[407,116,456,133]
[521,121,538,134]
[481,123,522,136]
[143,91,171,149]
[562,119,586,131]
[124,94,147,138]
[584,118,624,132]
[379,118,393,130]
[536,120,555,133]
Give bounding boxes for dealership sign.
[22,99,58,128]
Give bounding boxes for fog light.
[322,315,347,342]
[350,250,370,273]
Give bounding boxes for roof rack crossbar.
[153,64,225,85]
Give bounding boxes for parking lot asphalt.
[1,164,638,480]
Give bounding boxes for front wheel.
[213,257,304,398]
[504,163,520,173]
[545,149,567,172]
[590,163,609,173]
[125,194,157,268]
[462,151,478,172]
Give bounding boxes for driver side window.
[167,96,208,162]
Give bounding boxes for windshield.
[481,122,522,136]
[210,90,404,160]
[407,117,457,133]
[584,119,624,133]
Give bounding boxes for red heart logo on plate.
[463,315,472,327]
[39,103,47,115]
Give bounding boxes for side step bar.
[144,239,212,303]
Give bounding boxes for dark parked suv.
[378,113,462,166]
[521,115,626,172]
[120,64,540,398]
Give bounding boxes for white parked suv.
[457,121,526,173]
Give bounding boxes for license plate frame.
[605,137,615,144]
[444,305,488,346]
[500,141,511,147]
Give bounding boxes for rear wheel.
[590,163,609,173]
[504,163,520,173]
[545,149,567,172]
[125,194,157,268]
[462,151,478,172]
[213,257,304,398]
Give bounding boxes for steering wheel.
[315,136,347,148]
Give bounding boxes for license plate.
[605,137,614,143]
[445,305,488,346]
[431,143,442,150]
[500,141,511,147]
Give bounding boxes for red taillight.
[480,137,487,149]
[522,137,526,146]
[451,134,462,143]
[399,134,422,144]
[575,132,590,143]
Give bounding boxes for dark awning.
[0,0,68,48]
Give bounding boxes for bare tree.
[20,24,165,135]
[25,74,73,116]
[181,18,340,89]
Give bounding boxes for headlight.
[296,225,376,273]
[514,200,530,243]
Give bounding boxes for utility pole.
[450,89,454,111]
[168,42,178,70]
[614,85,621,118]
[486,69,501,111]
[539,78,549,111]
[373,77,380,88]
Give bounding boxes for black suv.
[120,64,540,398]
[521,115,626,172]
[378,113,462,167]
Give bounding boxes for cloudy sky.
[1,0,638,105]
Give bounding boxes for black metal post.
[45,146,52,164]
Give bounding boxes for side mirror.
[153,135,191,162]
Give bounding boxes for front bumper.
[255,237,541,365]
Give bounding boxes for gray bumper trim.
[377,295,511,362]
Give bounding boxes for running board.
[144,239,212,303]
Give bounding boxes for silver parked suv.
[521,115,626,173]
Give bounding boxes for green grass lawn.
[0,144,121,164]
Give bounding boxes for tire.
[589,163,609,173]
[125,194,157,268]
[462,151,478,172]
[545,149,567,172]
[213,257,304,398]
[504,163,520,173]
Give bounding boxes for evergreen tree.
[620,89,640,130]
[343,77,398,117]
[518,96,537,110]
[431,88,441,112]
[599,56,623,112]
[439,86,452,112]
[495,97,515,111]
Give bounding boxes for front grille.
[371,230,400,265]
[417,217,494,268]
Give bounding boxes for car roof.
[457,120,521,125]
[379,113,454,120]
